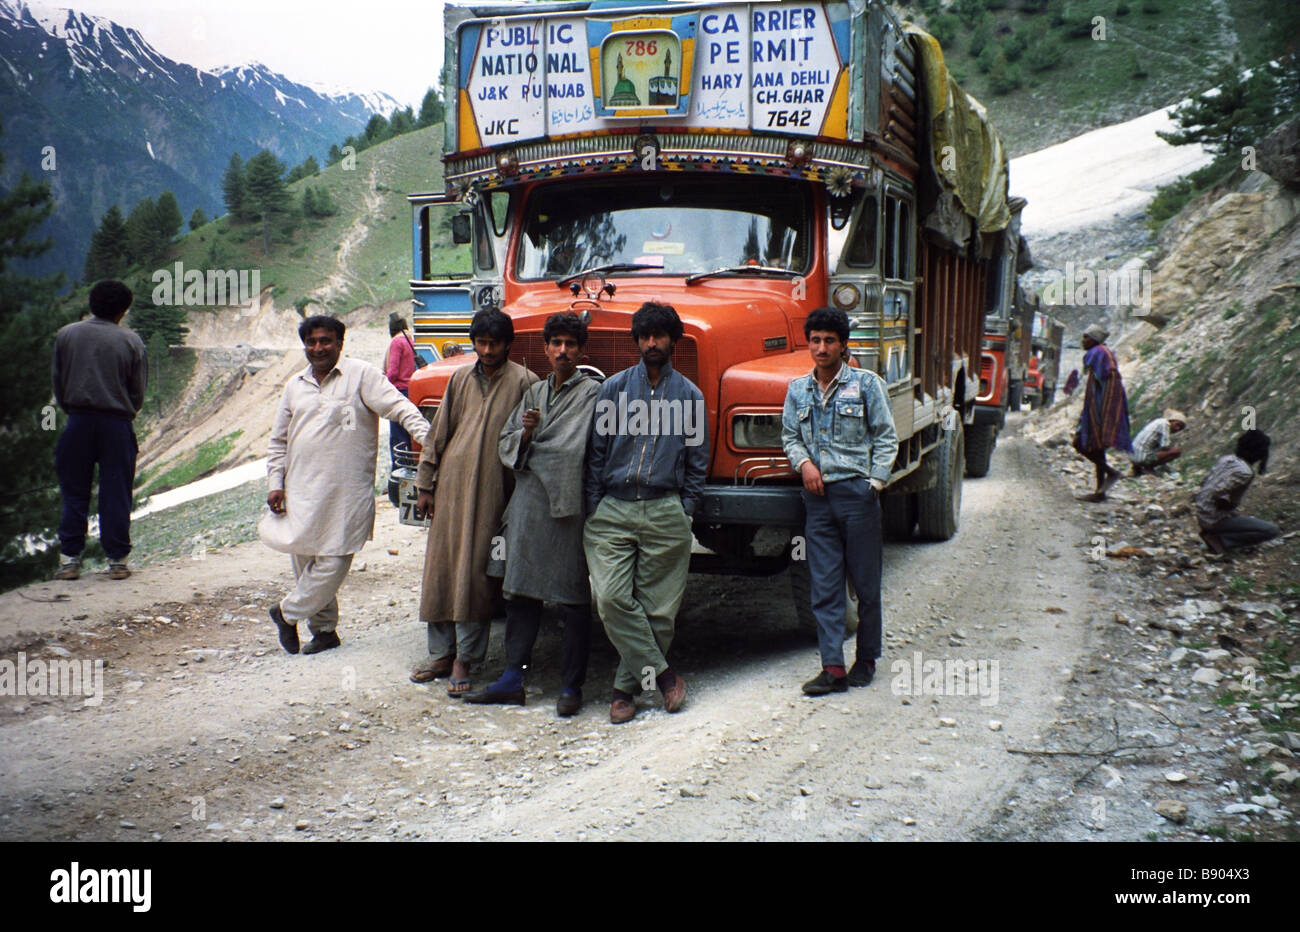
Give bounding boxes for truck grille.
[511,332,699,385]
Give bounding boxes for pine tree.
[364,114,390,144]
[389,106,416,135]
[302,186,337,218]
[189,207,208,231]
[417,87,445,127]
[1157,60,1289,157]
[124,197,163,267]
[287,154,321,185]
[222,153,246,221]
[83,204,128,283]
[129,290,188,346]
[328,143,343,165]
[155,191,183,242]
[0,122,71,588]
[243,149,290,254]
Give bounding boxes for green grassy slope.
[173,124,466,313]
[904,0,1298,157]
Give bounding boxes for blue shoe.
[463,680,526,705]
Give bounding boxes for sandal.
[410,656,455,683]
[446,677,473,697]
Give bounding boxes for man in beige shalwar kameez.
[410,308,537,693]
[260,316,429,655]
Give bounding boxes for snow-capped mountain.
[214,63,403,127]
[0,0,404,281]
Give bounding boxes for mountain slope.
[901,0,1298,157]
[0,0,399,281]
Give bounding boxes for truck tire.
[1008,381,1022,410]
[963,422,996,478]
[1045,385,1056,406]
[917,422,963,541]
[790,560,859,638]
[881,490,916,540]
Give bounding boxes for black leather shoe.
[848,659,877,687]
[301,631,341,655]
[463,683,526,706]
[270,604,299,654]
[556,691,582,717]
[802,670,848,695]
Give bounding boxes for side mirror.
[451,212,472,245]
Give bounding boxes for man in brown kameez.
[463,312,601,716]
[410,308,537,693]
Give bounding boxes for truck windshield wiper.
[685,265,800,285]
[555,263,664,288]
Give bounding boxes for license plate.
[397,478,430,528]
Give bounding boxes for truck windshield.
[516,177,811,281]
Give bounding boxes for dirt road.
[0,432,1108,841]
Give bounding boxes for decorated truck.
[399,0,1024,630]
[965,239,1033,478]
[1026,308,1064,409]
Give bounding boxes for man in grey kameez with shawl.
[410,308,537,693]
[261,315,429,655]
[464,313,600,716]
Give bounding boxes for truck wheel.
[881,490,916,540]
[1008,381,1022,410]
[963,422,996,478]
[790,560,860,638]
[1045,385,1056,406]
[917,422,964,541]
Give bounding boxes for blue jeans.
[56,412,138,561]
[801,477,883,668]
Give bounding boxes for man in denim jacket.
[781,307,898,695]
[584,302,709,723]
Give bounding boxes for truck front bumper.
[696,485,805,528]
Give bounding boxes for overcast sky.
[26,0,449,108]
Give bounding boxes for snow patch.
[1010,106,1215,240]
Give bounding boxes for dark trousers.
[802,477,883,668]
[388,388,411,471]
[1206,515,1281,550]
[55,412,138,561]
[504,596,591,693]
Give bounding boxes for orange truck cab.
[399,0,1025,629]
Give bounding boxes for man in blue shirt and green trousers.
[782,306,898,695]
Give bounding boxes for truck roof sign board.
[455,2,853,151]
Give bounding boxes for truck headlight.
[732,414,783,450]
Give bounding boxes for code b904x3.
[1202,868,1249,880]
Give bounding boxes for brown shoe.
[1199,531,1227,555]
[409,656,455,683]
[53,559,81,581]
[661,675,687,713]
[609,698,637,724]
[107,562,131,580]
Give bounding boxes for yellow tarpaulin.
[905,26,1011,234]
